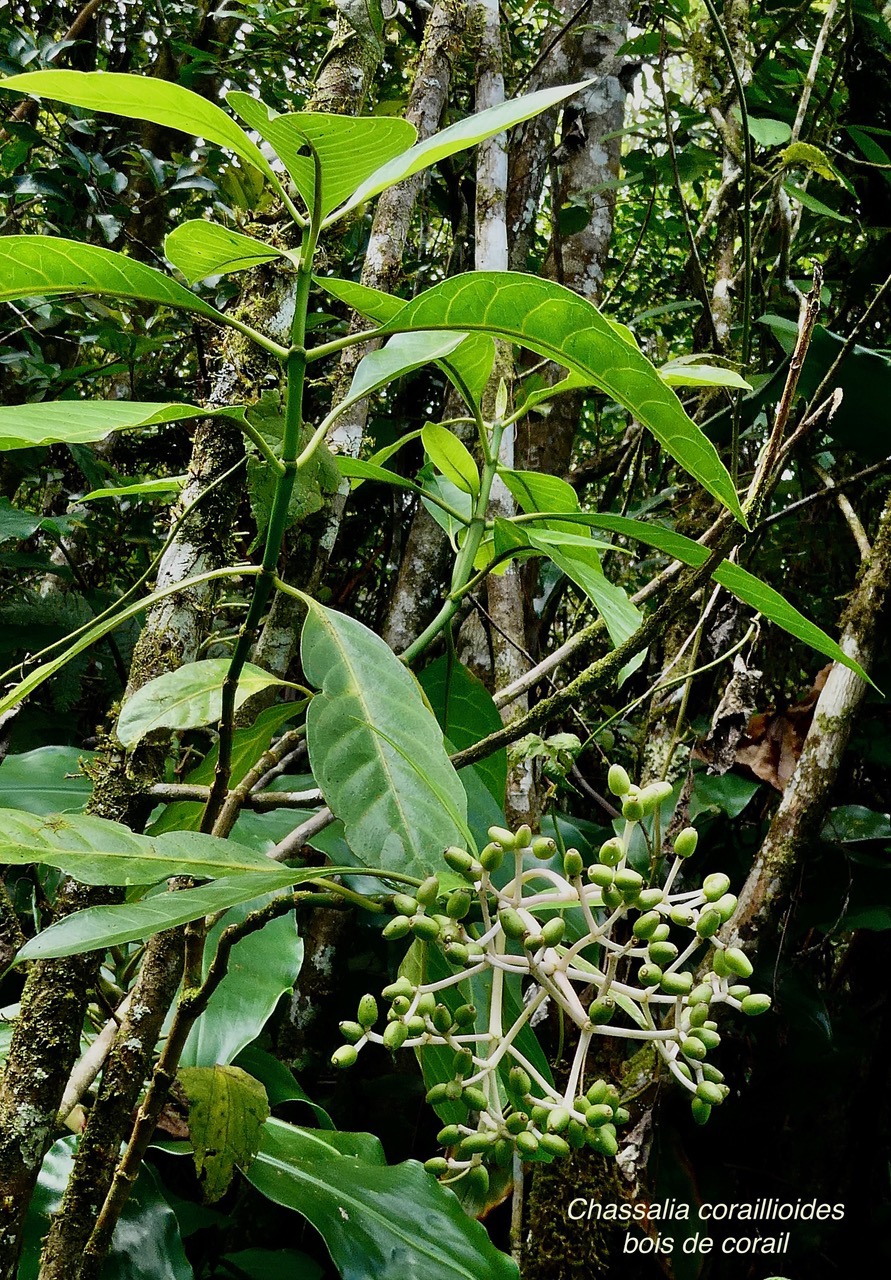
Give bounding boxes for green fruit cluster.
[329,775,772,1187]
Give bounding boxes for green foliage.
[178,1065,270,1202]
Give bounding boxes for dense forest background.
[0,1,890,1278]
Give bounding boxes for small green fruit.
[703,872,731,902]
[681,1037,706,1061]
[339,1020,365,1043]
[514,824,533,847]
[411,915,441,942]
[515,1131,540,1156]
[532,836,557,860]
[332,1045,357,1069]
[383,1022,408,1050]
[541,917,565,946]
[459,1131,498,1154]
[454,1004,477,1027]
[689,1004,708,1027]
[673,826,698,859]
[499,908,527,940]
[444,941,470,966]
[648,940,678,966]
[393,893,419,916]
[602,885,623,909]
[622,797,644,822]
[432,1004,453,1034]
[714,892,738,922]
[466,1163,490,1197]
[588,864,614,887]
[670,905,695,927]
[357,994,378,1027]
[724,946,754,978]
[607,764,632,796]
[661,971,693,996]
[383,915,412,940]
[407,1015,426,1035]
[509,1066,531,1095]
[693,1028,721,1051]
[546,1106,571,1133]
[446,889,472,919]
[585,1104,614,1128]
[523,932,545,952]
[613,1106,630,1126]
[638,963,663,987]
[695,1080,724,1106]
[488,825,516,848]
[479,842,505,872]
[586,1080,610,1105]
[383,977,414,1000]
[615,868,643,896]
[505,1112,529,1135]
[444,847,474,874]
[462,1086,489,1112]
[592,1125,619,1157]
[390,995,410,1016]
[740,993,771,1016]
[539,1133,571,1157]
[632,910,662,940]
[588,996,615,1026]
[425,1157,450,1176]
[437,1124,462,1145]
[563,849,584,878]
[696,908,722,938]
[691,1098,712,1126]
[444,1079,463,1101]
[689,983,713,1004]
[637,888,665,910]
[728,984,751,1000]
[598,837,624,867]
[417,875,441,906]
[426,1083,449,1104]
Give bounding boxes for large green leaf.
[179,1065,270,1202]
[117,659,290,748]
[377,274,745,521]
[418,656,507,805]
[0,746,93,815]
[344,332,467,408]
[516,511,872,683]
[243,1118,518,1280]
[0,236,223,320]
[14,867,351,962]
[227,95,417,217]
[0,70,272,178]
[327,80,590,224]
[0,809,277,885]
[0,400,239,451]
[179,892,303,1068]
[422,423,480,496]
[497,467,588,536]
[319,275,495,409]
[165,220,284,284]
[302,602,468,878]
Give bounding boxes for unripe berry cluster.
[332,764,770,1190]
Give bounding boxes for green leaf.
[14,868,352,961]
[327,80,591,224]
[165,220,284,284]
[318,275,495,409]
[378,274,746,522]
[346,332,467,406]
[0,70,272,178]
[782,182,852,224]
[243,1118,519,1280]
[0,236,224,321]
[421,472,474,547]
[21,1137,192,1280]
[0,400,239,452]
[117,659,290,747]
[742,115,792,147]
[659,360,753,390]
[334,456,416,491]
[81,475,186,502]
[235,1046,334,1127]
[497,467,586,536]
[421,423,480,496]
[179,892,303,1068]
[178,1065,270,1202]
[0,809,278,885]
[0,500,42,541]
[227,95,417,217]
[781,141,843,183]
[418,656,507,805]
[0,746,93,815]
[301,602,467,879]
[515,511,872,684]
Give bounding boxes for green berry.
[509,1067,531,1096]
[505,1112,529,1135]
[563,849,584,878]
[488,825,516,848]
[673,827,699,859]
[532,836,558,860]
[514,824,533,848]
[425,1157,450,1176]
[714,892,738,922]
[462,1086,489,1112]
[539,1133,571,1157]
[588,864,614,887]
[613,1106,630,1126]
[432,1004,453,1034]
[444,1079,463,1101]
[648,940,678,966]
[607,764,632,796]
[499,908,527,940]
[690,983,713,1004]
[661,971,693,996]
[393,893,419,916]
[383,915,412,940]
[383,1022,408,1050]
[407,1015,426,1035]
[586,1080,610,1105]
[493,1139,513,1167]
[383,977,414,1000]
[523,932,545,952]
[638,963,663,987]
[701,1063,724,1084]
[602,885,623,909]
[357,994,378,1027]
[546,1106,571,1133]
[446,889,472,919]
[479,842,505,872]
[426,1083,449,1104]
[639,781,673,813]
[614,868,643,896]
[332,1045,357,1069]
[599,837,624,867]
[444,847,474,874]
[459,1131,498,1154]
[515,1131,540,1156]
[452,1048,473,1076]
[696,1080,724,1106]
[724,946,754,978]
[696,908,723,938]
[632,910,662,940]
[416,991,436,1016]
[339,1020,365,1043]
[622,797,644,822]
[567,1120,587,1149]
[651,923,671,941]
[437,1124,462,1146]
[681,1037,707,1061]
[390,995,410,1016]
[637,888,665,910]
[454,1003,477,1027]
[693,1028,721,1051]
[588,996,615,1026]
[585,1104,614,1128]
[466,1163,490,1197]
[728,984,751,1000]
[541,917,565,946]
[592,1125,619,1157]
[740,993,771,1016]
[670,905,695,927]
[689,1004,709,1027]
[691,1098,712,1126]
[411,915,441,942]
[703,873,731,902]
[444,941,470,966]
[417,876,441,906]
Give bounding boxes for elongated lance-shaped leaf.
[325,79,592,225]
[116,659,291,748]
[0,70,273,180]
[0,236,225,320]
[301,601,467,880]
[375,273,746,523]
[422,423,480,495]
[514,510,874,684]
[0,400,245,451]
[228,95,417,218]
[13,867,355,962]
[243,1118,519,1280]
[319,275,495,409]
[165,221,285,285]
[0,810,277,885]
